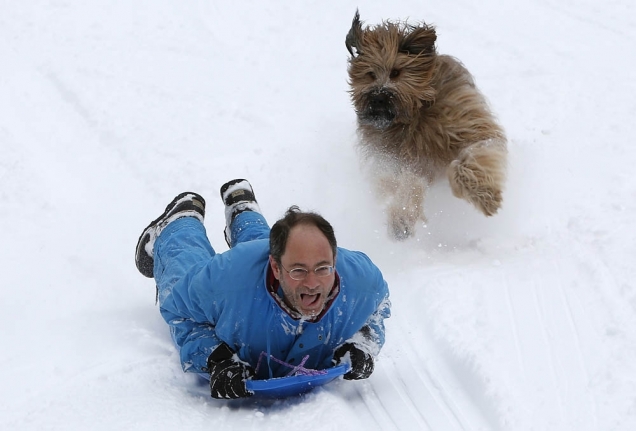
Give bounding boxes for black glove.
[207,342,254,399]
[332,342,374,380]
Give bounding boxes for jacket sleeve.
[348,284,391,357]
[160,309,221,374]
[158,257,237,374]
[340,249,391,357]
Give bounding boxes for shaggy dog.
[346,11,507,240]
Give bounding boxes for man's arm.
[354,294,391,356]
[334,278,391,379]
[160,312,222,374]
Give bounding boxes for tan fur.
[346,11,507,239]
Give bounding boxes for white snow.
[2,1,636,430]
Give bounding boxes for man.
[135,179,390,399]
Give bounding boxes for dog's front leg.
[383,169,428,240]
[448,138,507,216]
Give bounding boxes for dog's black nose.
[364,91,396,129]
[370,92,390,110]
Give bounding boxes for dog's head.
[346,10,438,130]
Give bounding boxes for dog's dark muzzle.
[360,90,396,129]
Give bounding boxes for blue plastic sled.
[246,364,350,398]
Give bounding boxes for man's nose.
[303,271,321,288]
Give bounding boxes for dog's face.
[346,11,438,130]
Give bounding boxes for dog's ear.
[400,24,437,56]
[345,9,364,57]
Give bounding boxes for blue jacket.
[153,212,390,379]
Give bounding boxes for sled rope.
[254,351,327,377]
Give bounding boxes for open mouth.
[300,293,321,309]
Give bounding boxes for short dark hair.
[269,206,337,263]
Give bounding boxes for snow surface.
[2,1,636,430]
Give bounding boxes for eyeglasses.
[280,263,335,281]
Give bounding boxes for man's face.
[270,223,336,319]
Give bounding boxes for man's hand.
[332,342,375,380]
[207,342,254,399]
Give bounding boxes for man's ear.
[269,255,281,280]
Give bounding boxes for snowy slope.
[2,1,636,430]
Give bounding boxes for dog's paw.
[389,217,414,240]
[387,205,426,240]
[448,158,504,217]
[473,188,502,216]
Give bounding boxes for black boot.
[135,192,206,278]
[220,179,261,247]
